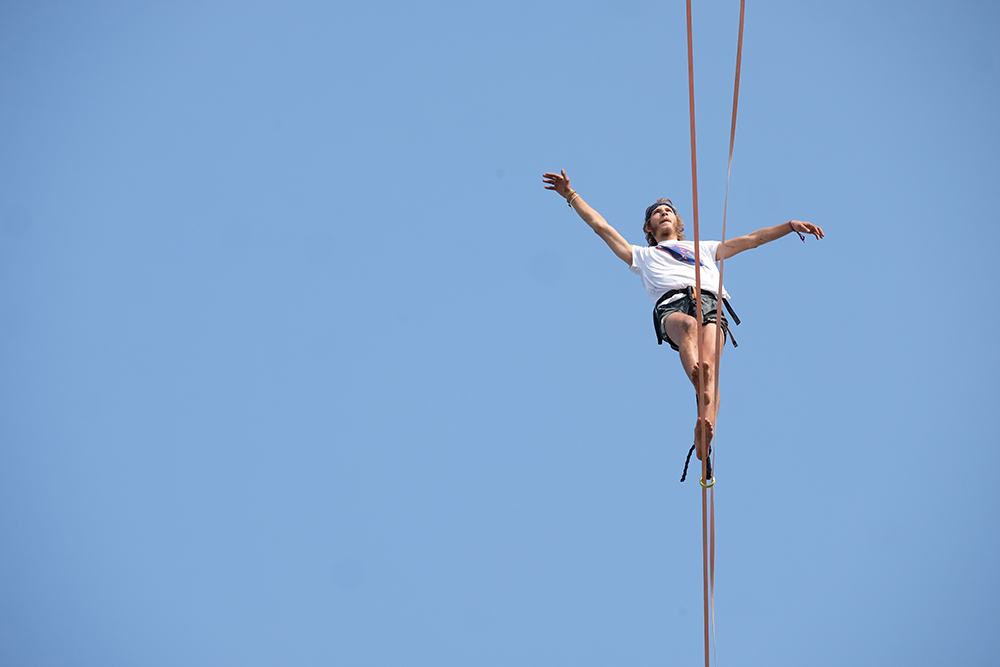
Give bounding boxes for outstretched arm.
[543,170,633,265]
[717,220,824,261]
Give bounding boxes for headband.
[644,201,676,224]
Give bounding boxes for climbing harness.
[652,285,741,348]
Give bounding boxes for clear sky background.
[1,1,998,665]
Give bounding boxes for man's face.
[646,205,679,242]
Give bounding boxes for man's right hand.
[542,170,572,198]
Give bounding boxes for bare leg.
[663,313,725,460]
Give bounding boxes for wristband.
[790,221,805,242]
[567,191,580,207]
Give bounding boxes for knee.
[666,314,697,340]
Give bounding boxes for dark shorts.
[655,292,730,351]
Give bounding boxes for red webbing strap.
[683,1,710,666]
[708,1,746,663]
[712,0,745,399]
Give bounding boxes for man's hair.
[644,198,685,246]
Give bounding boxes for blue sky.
[1,1,998,665]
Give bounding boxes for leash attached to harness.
[682,0,746,664]
[679,443,712,482]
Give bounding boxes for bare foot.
[690,361,713,409]
[694,417,714,460]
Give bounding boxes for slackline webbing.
[683,1,746,665]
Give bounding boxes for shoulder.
[632,244,657,258]
[629,244,649,271]
[632,243,653,266]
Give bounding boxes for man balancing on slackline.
[542,169,824,464]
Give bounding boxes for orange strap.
[708,4,745,663]
[682,1,710,665]
[684,1,746,666]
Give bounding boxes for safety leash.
[680,443,712,483]
[683,0,747,665]
[707,1,746,664]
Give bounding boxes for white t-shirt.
[630,240,730,305]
